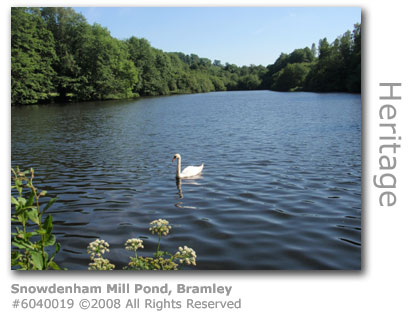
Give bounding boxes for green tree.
[237,74,262,90]
[11,7,360,105]
[318,38,330,59]
[311,43,317,58]
[80,24,138,100]
[305,24,360,93]
[213,60,222,67]
[40,7,90,101]
[288,48,314,64]
[210,76,227,91]
[273,63,310,91]
[346,23,361,92]
[11,8,57,105]
[126,37,166,96]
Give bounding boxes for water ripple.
[11,91,361,270]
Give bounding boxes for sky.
[73,7,361,66]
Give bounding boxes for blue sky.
[73,7,361,66]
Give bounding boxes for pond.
[11,90,361,270]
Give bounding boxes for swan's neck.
[176,158,181,178]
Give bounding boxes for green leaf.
[43,197,57,212]
[24,231,39,239]
[11,251,22,266]
[48,242,61,266]
[27,193,35,207]
[27,209,40,224]
[12,239,35,250]
[156,250,165,258]
[17,197,27,206]
[47,261,61,270]
[11,196,19,206]
[44,234,56,247]
[30,251,44,270]
[15,211,28,224]
[44,215,53,234]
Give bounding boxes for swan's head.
[172,153,181,162]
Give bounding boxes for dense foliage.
[11,7,361,105]
[11,167,60,270]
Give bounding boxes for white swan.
[172,153,204,179]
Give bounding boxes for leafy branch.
[11,167,61,270]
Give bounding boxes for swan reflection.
[176,178,183,199]
[175,178,200,209]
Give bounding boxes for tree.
[210,76,226,91]
[213,60,222,67]
[318,38,330,59]
[346,23,361,92]
[40,7,90,100]
[304,24,360,93]
[237,74,262,90]
[11,8,57,104]
[273,63,310,91]
[126,37,168,96]
[311,43,317,58]
[289,48,308,64]
[11,7,360,105]
[80,24,138,100]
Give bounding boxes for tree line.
[11,7,361,105]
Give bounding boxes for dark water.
[11,91,361,270]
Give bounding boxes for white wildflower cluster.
[88,258,115,271]
[174,246,197,266]
[125,238,144,251]
[87,239,110,260]
[149,219,172,236]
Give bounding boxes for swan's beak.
[172,157,176,163]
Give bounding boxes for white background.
[1,0,408,319]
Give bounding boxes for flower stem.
[156,234,161,257]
